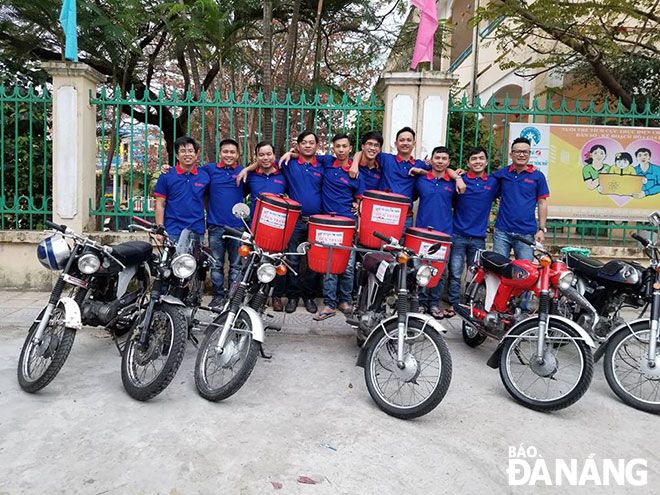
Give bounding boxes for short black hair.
[396,126,416,140]
[360,131,384,147]
[635,147,652,157]
[467,146,488,160]
[255,141,273,153]
[331,132,351,144]
[174,136,199,154]
[297,130,318,144]
[219,138,239,150]
[431,146,450,157]
[511,137,531,149]
[615,152,633,164]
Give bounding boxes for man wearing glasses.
[492,137,549,261]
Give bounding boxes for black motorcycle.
[18,220,152,393]
[349,231,453,419]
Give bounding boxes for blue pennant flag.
[59,0,78,61]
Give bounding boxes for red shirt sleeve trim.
[537,194,550,200]
[154,192,167,198]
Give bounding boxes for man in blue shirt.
[492,137,549,261]
[154,136,209,244]
[357,131,384,191]
[413,146,456,318]
[632,148,660,198]
[448,146,500,316]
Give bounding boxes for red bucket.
[358,190,409,248]
[404,227,452,288]
[308,215,356,274]
[251,193,301,252]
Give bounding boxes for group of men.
[153,126,549,320]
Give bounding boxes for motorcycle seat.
[112,241,153,265]
[565,252,603,279]
[362,252,395,273]
[480,251,526,279]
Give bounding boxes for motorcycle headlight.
[558,270,575,291]
[171,254,197,279]
[257,263,276,283]
[416,265,433,287]
[77,253,101,274]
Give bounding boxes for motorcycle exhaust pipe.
[560,286,600,331]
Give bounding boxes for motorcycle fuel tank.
[597,260,642,286]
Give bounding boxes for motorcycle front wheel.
[363,319,452,419]
[121,303,187,401]
[462,281,487,347]
[499,319,593,411]
[194,310,261,402]
[603,323,660,414]
[17,307,76,393]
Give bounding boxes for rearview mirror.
[296,242,310,254]
[232,203,250,219]
[650,211,660,227]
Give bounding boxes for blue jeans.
[286,218,318,299]
[448,234,486,307]
[402,214,414,240]
[493,228,534,261]
[323,251,356,309]
[208,225,243,297]
[169,231,201,246]
[419,269,447,308]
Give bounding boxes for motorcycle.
[349,231,453,420]
[121,218,213,401]
[457,236,596,411]
[18,220,152,393]
[194,203,298,402]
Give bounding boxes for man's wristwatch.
[538,227,547,233]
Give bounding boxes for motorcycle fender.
[159,295,186,307]
[237,306,265,343]
[593,318,650,363]
[57,297,82,330]
[356,313,445,368]
[486,314,596,369]
[116,265,137,299]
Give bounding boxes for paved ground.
[0,290,658,494]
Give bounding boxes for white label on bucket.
[260,207,287,230]
[419,241,448,261]
[371,204,401,225]
[315,229,344,246]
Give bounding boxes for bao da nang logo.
[507,445,648,486]
[519,126,542,146]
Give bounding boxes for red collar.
[426,171,451,181]
[256,162,280,175]
[467,171,487,180]
[333,158,353,172]
[176,163,198,175]
[217,162,238,170]
[298,156,318,167]
[360,160,379,170]
[396,155,415,165]
[508,164,534,173]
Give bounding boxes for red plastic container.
[404,227,452,288]
[251,193,301,252]
[358,190,410,248]
[307,215,356,274]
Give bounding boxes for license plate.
[63,274,88,288]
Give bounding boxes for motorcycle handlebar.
[132,215,154,228]
[512,234,535,247]
[373,231,391,243]
[223,226,244,238]
[631,233,651,247]
[45,220,67,233]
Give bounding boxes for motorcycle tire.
[194,311,261,402]
[363,319,452,419]
[17,307,76,393]
[462,321,487,348]
[498,318,593,412]
[603,323,660,414]
[121,303,187,401]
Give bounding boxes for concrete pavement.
[0,291,658,494]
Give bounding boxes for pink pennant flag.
[410,0,438,69]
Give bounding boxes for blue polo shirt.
[280,156,324,216]
[203,162,245,229]
[246,162,287,218]
[414,172,456,234]
[377,152,430,203]
[453,171,500,238]
[492,165,550,235]
[154,164,210,236]
[360,161,382,191]
[635,163,660,196]
[318,157,365,220]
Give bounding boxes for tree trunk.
[262,0,274,143]
[304,19,324,131]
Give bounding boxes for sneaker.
[304,298,318,314]
[285,297,299,313]
[271,296,284,312]
[210,295,225,307]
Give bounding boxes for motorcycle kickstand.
[260,346,272,359]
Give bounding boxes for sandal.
[313,309,337,321]
[338,302,352,315]
[442,308,456,319]
[430,306,444,319]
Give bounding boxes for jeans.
[323,251,356,309]
[419,269,447,308]
[286,218,318,299]
[448,234,486,307]
[169,231,201,246]
[403,214,414,239]
[208,225,243,297]
[493,228,534,261]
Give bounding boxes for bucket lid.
[405,227,452,243]
[258,192,301,211]
[309,214,356,227]
[363,189,410,205]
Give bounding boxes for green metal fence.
[0,86,52,230]
[91,88,383,229]
[448,94,660,246]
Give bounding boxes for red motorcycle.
[456,235,596,411]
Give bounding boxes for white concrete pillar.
[42,61,105,233]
